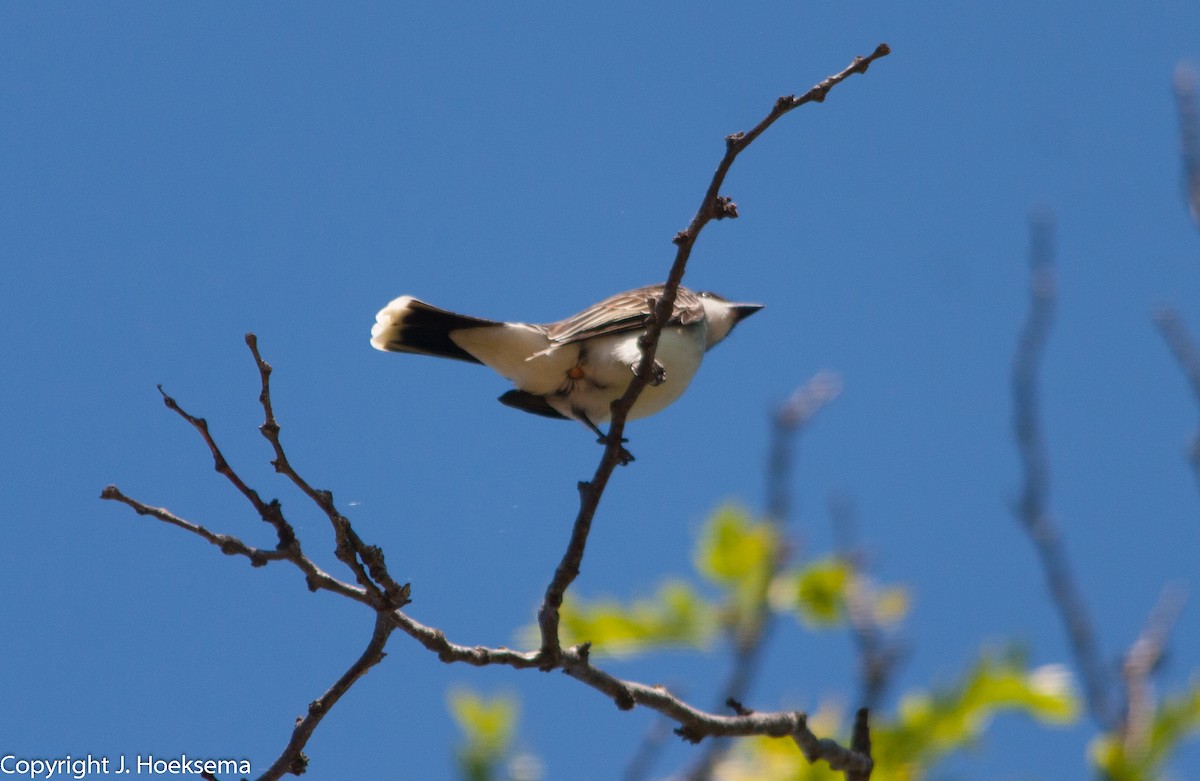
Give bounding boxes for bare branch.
[561,646,873,775]
[382,613,873,772]
[153,384,297,550]
[104,45,891,778]
[245,334,409,611]
[106,338,873,777]
[101,485,285,566]
[1011,210,1116,729]
[99,485,370,605]
[258,613,396,781]
[537,41,891,667]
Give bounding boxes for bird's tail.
[370,296,500,364]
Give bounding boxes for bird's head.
[698,291,763,348]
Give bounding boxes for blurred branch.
[536,44,891,667]
[1011,210,1117,729]
[622,716,675,781]
[1174,62,1200,227]
[1153,307,1200,494]
[830,496,905,712]
[768,371,844,523]
[1121,583,1187,757]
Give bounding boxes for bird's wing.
[543,285,705,345]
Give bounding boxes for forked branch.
[102,44,891,779]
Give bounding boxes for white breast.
[546,324,709,424]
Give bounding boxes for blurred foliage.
[536,504,906,656]
[775,556,851,627]
[552,579,719,655]
[448,688,520,781]
[770,556,911,630]
[1090,683,1200,781]
[502,502,1199,780]
[872,655,1078,776]
[696,504,779,594]
[714,654,1079,781]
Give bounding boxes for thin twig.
[258,613,396,781]
[246,334,409,611]
[153,384,297,550]
[1011,209,1116,729]
[537,40,892,670]
[99,485,369,604]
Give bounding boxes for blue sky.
[3,2,1199,779]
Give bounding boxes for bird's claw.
[631,359,667,387]
[594,434,635,465]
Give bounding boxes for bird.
[370,284,762,455]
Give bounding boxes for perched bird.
[370,284,762,445]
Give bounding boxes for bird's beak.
[731,302,764,323]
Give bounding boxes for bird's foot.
[593,433,635,465]
[581,414,636,465]
[630,359,667,386]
